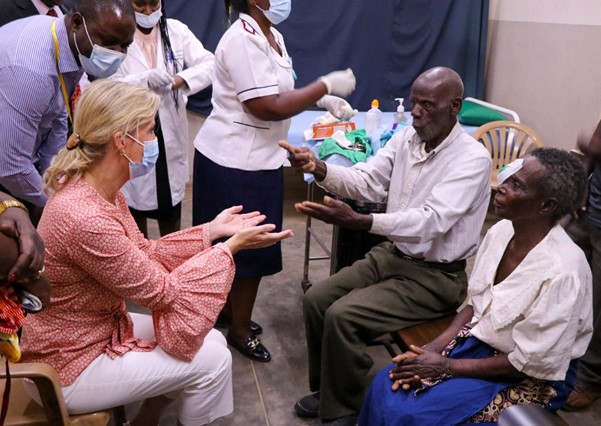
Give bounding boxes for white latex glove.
[147,69,174,91]
[316,95,358,121]
[318,68,356,98]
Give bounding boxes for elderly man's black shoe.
[310,415,357,426]
[295,392,320,418]
[226,334,271,362]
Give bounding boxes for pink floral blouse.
[21,178,235,385]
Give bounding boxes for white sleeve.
[109,49,151,88]
[220,23,280,102]
[508,272,590,380]
[171,20,214,96]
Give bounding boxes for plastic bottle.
[364,99,382,135]
[392,98,406,130]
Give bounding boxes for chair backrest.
[0,362,111,426]
[472,121,544,190]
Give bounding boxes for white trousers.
[61,313,233,425]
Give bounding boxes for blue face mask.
[256,0,291,25]
[124,133,160,179]
[73,16,127,78]
[135,9,162,29]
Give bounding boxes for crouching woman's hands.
[208,205,294,254]
[209,205,266,241]
[224,224,294,255]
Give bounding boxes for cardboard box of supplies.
[312,122,356,139]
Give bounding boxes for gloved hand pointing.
[318,68,356,98]
[147,69,174,91]
[316,95,358,121]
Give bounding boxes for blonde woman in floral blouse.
[20,80,293,426]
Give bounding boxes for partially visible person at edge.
[282,67,491,426]
[20,80,293,426]
[1,191,49,363]
[111,0,215,237]
[359,148,592,426]
[563,118,601,410]
[0,192,45,283]
[0,0,65,26]
[0,0,136,225]
[192,0,356,362]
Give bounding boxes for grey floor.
[125,169,601,425]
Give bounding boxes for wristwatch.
[0,199,29,216]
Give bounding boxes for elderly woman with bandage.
[359,148,593,426]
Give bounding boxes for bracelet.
[444,357,453,377]
[0,199,29,216]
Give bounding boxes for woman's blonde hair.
[44,80,160,193]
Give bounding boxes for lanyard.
[51,20,72,124]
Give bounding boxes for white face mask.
[135,9,162,29]
[256,0,292,25]
[123,133,160,180]
[73,16,126,78]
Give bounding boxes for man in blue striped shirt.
[0,0,135,223]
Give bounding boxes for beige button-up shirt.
[319,122,492,262]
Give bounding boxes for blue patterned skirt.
[359,332,576,426]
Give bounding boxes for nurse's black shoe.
[215,315,263,335]
[227,334,271,362]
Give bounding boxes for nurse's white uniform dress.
[193,13,295,276]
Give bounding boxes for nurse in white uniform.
[193,0,357,362]
[112,0,214,237]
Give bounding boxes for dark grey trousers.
[303,241,468,420]
[565,217,601,386]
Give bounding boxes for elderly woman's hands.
[224,224,294,255]
[389,345,452,391]
[209,205,266,241]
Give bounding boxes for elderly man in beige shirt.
[281,66,492,426]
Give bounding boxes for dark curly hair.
[529,147,587,223]
[224,0,250,17]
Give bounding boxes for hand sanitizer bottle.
[392,98,406,130]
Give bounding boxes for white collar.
[31,0,63,17]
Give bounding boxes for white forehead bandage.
[497,158,524,185]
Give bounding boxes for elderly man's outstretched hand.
[294,196,373,231]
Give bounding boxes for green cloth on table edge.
[318,129,372,163]
[458,99,508,126]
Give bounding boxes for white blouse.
[468,220,593,381]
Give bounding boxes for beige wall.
[486,0,601,149]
